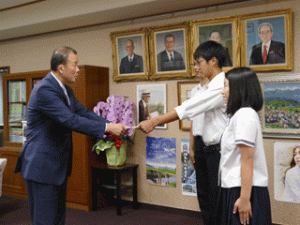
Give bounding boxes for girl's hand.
[233,197,252,225]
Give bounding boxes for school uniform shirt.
[220,107,268,188]
[175,72,227,145]
[185,82,208,136]
[281,165,300,203]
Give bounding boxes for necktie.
[62,86,71,105]
[263,45,268,64]
[170,53,174,61]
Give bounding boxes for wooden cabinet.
[0,65,109,211]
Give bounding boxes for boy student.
[138,40,228,225]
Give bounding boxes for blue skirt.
[217,186,272,225]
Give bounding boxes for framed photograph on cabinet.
[137,84,167,129]
[149,22,191,80]
[111,28,149,82]
[259,73,300,139]
[177,81,199,131]
[240,9,293,72]
[190,16,239,74]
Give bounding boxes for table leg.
[116,171,122,216]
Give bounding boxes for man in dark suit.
[15,46,128,225]
[250,22,285,65]
[157,33,185,71]
[119,39,143,74]
[138,89,151,123]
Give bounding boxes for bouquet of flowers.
[92,95,135,166]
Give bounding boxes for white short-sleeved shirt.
[220,107,268,188]
[188,82,208,136]
[175,72,227,145]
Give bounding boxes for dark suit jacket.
[157,50,185,71]
[15,73,108,185]
[120,54,143,74]
[250,40,285,65]
[224,47,232,67]
[138,100,149,123]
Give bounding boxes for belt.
[203,144,220,152]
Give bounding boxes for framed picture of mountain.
[259,73,300,138]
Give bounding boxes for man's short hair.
[126,39,134,46]
[258,22,273,33]
[51,46,77,71]
[225,67,263,116]
[193,41,226,68]
[164,33,175,42]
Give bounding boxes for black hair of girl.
[225,67,263,116]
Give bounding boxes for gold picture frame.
[149,22,191,80]
[111,28,150,82]
[177,81,199,131]
[190,16,239,74]
[240,9,293,72]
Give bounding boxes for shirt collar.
[207,72,225,91]
[51,72,66,90]
[262,40,271,49]
[128,53,135,61]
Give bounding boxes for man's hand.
[106,123,128,137]
[138,119,156,133]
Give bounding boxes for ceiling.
[0,0,267,42]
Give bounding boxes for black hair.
[50,46,77,71]
[225,67,263,116]
[164,33,175,42]
[193,41,226,68]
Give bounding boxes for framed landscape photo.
[149,22,191,80]
[111,28,149,82]
[240,9,293,72]
[137,84,167,129]
[259,73,300,139]
[177,81,199,130]
[190,16,239,74]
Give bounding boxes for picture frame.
[149,22,191,80]
[137,84,167,129]
[240,9,293,72]
[177,81,199,131]
[111,28,149,82]
[259,73,300,139]
[190,16,239,74]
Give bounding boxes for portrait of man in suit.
[119,39,144,74]
[157,33,185,72]
[209,30,233,67]
[14,47,128,225]
[250,22,285,65]
[138,89,151,123]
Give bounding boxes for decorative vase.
[105,142,127,166]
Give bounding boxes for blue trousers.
[194,136,220,225]
[24,178,68,225]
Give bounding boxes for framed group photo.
[136,84,167,129]
[259,73,300,139]
[190,16,239,74]
[111,28,149,82]
[240,9,293,72]
[149,22,191,80]
[177,81,199,130]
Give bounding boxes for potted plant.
[92,95,135,166]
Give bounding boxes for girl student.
[217,67,272,225]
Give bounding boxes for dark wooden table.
[92,163,139,215]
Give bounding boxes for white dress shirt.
[262,40,271,55]
[175,72,227,145]
[189,82,208,136]
[220,107,268,188]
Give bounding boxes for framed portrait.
[177,81,199,130]
[259,73,300,139]
[190,16,239,73]
[240,9,293,72]
[274,142,300,204]
[137,84,167,129]
[149,22,191,80]
[111,28,149,82]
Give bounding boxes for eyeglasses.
[190,59,205,67]
[259,30,272,35]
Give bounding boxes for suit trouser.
[24,178,68,225]
[194,136,220,225]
